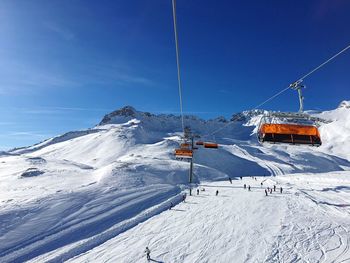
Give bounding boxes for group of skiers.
[170,176,284,211]
[196,188,219,196]
[156,176,285,261]
[243,184,251,191]
[264,186,282,196]
[241,177,283,196]
[168,185,222,212]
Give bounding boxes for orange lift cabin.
[174,148,193,159]
[258,81,322,146]
[175,139,193,159]
[204,142,219,149]
[258,113,322,145]
[195,141,204,146]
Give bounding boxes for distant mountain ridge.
[8,100,350,161]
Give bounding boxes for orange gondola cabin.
[204,142,219,149]
[258,112,322,146]
[174,148,193,159]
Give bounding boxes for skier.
[260,182,263,188]
[145,247,151,261]
[197,189,199,195]
[280,187,283,194]
[267,186,270,191]
[248,185,251,191]
[229,177,232,184]
[273,185,276,192]
[244,184,246,189]
[169,202,174,210]
[240,176,242,180]
[216,190,219,196]
[182,193,187,202]
[270,188,272,194]
[265,189,268,196]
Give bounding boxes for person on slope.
[182,194,187,202]
[265,189,268,196]
[248,185,251,191]
[229,177,232,184]
[244,184,246,189]
[280,187,283,194]
[145,247,151,261]
[273,185,276,192]
[261,182,263,188]
[169,202,174,210]
[216,190,219,196]
[197,189,200,195]
[270,188,272,194]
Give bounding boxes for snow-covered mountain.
[315,100,350,160]
[1,102,349,262]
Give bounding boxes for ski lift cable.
[253,42,350,110]
[252,86,290,110]
[202,114,242,139]
[204,42,350,138]
[297,42,350,83]
[172,0,185,133]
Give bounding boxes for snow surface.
[66,173,350,263]
[314,101,350,161]
[1,104,350,262]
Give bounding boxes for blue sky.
[0,0,350,150]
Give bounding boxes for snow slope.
[65,173,350,263]
[0,103,349,262]
[315,100,350,161]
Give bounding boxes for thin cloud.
[0,121,15,126]
[115,73,154,86]
[0,60,156,96]
[49,106,111,112]
[10,131,45,136]
[19,106,111,115]
[0,61,81,94]
[44,22,75,40]
[0,131,53,139]
[87,62,156,87]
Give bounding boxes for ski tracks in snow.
[267,174,350,263]
[0,184,182,263]
[63,174,350,263]
[224,144,285,176]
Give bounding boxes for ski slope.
[0,103,349,262]
[34,173,350,263]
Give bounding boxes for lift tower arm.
[290,80,305,113]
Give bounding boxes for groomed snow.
[43,173,350,263]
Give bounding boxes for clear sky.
[1,0,350,150]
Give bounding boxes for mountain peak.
[338,100,350,109]
[99,106,137,125]
[115,106,137,116]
